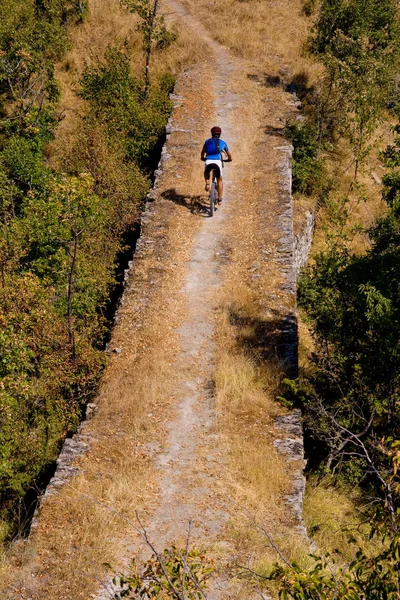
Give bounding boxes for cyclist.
[201,126,232,205]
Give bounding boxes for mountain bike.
[208,168,219,217]
[207,156,230,217]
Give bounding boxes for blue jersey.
[204,137,229,161]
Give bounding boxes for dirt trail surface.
[3,2,305,599]
[141,4,238,553]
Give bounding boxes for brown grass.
[212,294,299,598]
[1,0,321,596]
[50,0,208,165]
[216,297,287,511]
[304,477,384,561]
[214,290,311,576]
[181,0,311,71]
[306,125,392,261]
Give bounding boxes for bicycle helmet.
[211,126,222,137]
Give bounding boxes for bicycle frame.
[205,157,230,217]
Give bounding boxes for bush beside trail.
[0,0,174,538]
[274,0,400,595]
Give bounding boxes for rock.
[86,403,98,420]
[274,410,309,544]
[371,171,382,185]
[294,210,315,277]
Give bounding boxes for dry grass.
[304,477,384,561]
[181,0,311,71]
[291,115,393,269]
[307,130,392,260]
[51,0,138,157]
[0,322,179,597]
[297,316,315,396]
[215,303,287,511]
[213,282,309,585]
[50,0,208,164]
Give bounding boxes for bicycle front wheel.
[209,174,217,217]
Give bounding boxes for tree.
[79,43,174,168]
[289,123,400,528]
[0,0,85,133]
[268,534,400,600]
[309,0,400,180]
[121,0,175,96]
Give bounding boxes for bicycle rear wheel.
[209,171,217,217]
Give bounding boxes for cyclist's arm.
[201,144,207,161]
[226,149,233,162]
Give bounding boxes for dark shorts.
[204,162,221,178]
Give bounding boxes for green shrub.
[0,272,103,515]
[1,137,50,192]
[286,121,325,195]
[268,533,400,600]
[302,0,317,16]
[79,43,174,168]
[111,546,214,599]
[0,12,175,537]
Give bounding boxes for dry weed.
[181,0,311,71]
[51,0,208,164]
[304,478,384,560]
[214,290,292,549]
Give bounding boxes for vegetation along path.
[4,1,308,598]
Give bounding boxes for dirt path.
[3,2,305,599]
[97,6,252,597]
[129,0,240,549]
[97,0,302,590]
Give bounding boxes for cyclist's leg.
[217,176,223,202]
[204,165,211,191]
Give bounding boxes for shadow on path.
[228,307,298,378]
[162,188,211,216]
[265,125,286,137]
[247,70,314,99]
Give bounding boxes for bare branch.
[236,563,270,581]
[242,510,293,569]
[180,521,191,599]
[135,511,185,599]
[64,484,184,598]
[315,398,398,531]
